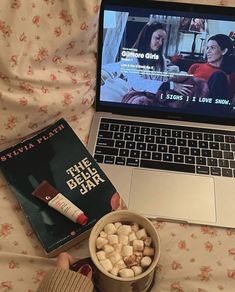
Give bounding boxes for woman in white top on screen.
[101,22,192,102]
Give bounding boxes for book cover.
[0,118,123,257]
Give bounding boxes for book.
[0,118,123,257]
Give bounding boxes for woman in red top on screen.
[188,34,234,100]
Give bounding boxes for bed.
[0,0,235,291]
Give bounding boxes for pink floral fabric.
[0,0,99,150]
[0,0,235,291]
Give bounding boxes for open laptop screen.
[97,0,235,124]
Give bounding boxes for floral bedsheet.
[0,0,235,291]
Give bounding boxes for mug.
[89,210,161,292]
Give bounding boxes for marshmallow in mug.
[95,222,155,278]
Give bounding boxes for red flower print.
[0,135,6,142]
[28,122,38,130]
[33,270,46,284]
[50,74,57,81]
[11,0,21,9]
[52,55,62,65]
[201,226,218,237]
[19,97,28,106]
[0,223,13,237]
[8,260,19,269]
[67,41,76,50]
[228,248,235,257]
[0,281,13,289]
[71,78,77,85]
[227,269,235,279]
[0,20,12,37]
[0,72,9,81]
[89,32,97,46]
[170,282,184,292]
[43,0,55,5]
[34,47,49,62]
[205,241,213,252]
[93,5,100,13]
[70,115,78,122]
[32,15,40,27]
[85,80,92,87]
[59,10,73,26]
[82,97,93,105]
[80,22,88,31]
[65,65,78,75]
[38,105,48,114]
[19,81,34,93]
[13,203,21,212]
[178,240,187,250]
[153,221,166,229]
[41,86,49,94]
[5,116,18,130]
[19,32,27,42]
[83,71,91,80]
[27,66,34,75]
[10,55,18,67]
[198,266,213,281]
[219,0,228,5]
[78,50,85,56]
[62,93,73,106]
[226,229,235,236]
[171,261,182,270]
[54,27,62,37]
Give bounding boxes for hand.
[56,252,92,279]
[56,252,75,269]
[173,82,193,96]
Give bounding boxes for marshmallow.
[103,244,115,255]
[129,232,137,242]
[136,228,148,240]
[132,265,143,276]
[114,222,122,229]
[117,224,132,236]
[100,258,113,271]
[100,231,107,238]
[110,266,119,276]
[144,237,152,247]
[108,251,122,265]
[121,245,133,257]
[104,223,116,235]
[133,239,144,251]
[140,256,152,268]
[119,268,135,278]
[143,247,155,256]
[108,234,119,245]
[131,223,139,232]
[118,234,129,245]
[115,259,126,269]
[96,237,108,249]
[96,250,106,261]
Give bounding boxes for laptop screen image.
[98,1,235,124]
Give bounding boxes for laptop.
[87,0,235,228]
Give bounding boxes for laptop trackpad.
[128,169,216,223]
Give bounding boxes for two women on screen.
[101,21,234,106]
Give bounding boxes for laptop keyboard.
[94,118,235,178]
